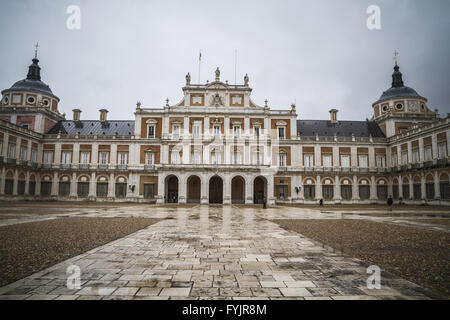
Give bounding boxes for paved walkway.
[0,205,445,300]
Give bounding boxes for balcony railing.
[424,160,434,168]
[31,162,39,169]
[43,163,52,169]
[79,164,89,170]
[144,165,156,171]
[61,164,71,170]
[7,158,16,165]
[437,158,448,167]
[116,164,127,170]
[19,160,28,166]
[98,164,109,170]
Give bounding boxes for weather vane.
[393,50,399,66]
[34,42,40,59]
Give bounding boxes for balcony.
[411,163,422,170]
[377,167,387,173]
[305,167,314,173]
[341,167,351,173]
[31,162,39,169]
[20,160,28,166]
[437,158,448,167]
[359,167,369,173]
[7,158,16,165]
[424,160,434,168]
[400,164,408,172]
[79,164,90,170]
[98,164,109,170]
[116,164,127,170]
[43,163,52,169]
[323,167,333,173]
[144,165,156,171]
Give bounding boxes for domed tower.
[372,55,439,137]
[0,46,64,134]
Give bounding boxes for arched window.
[341,179,352,200]
[304,178,315,200]
[97,176,109,198]
[359,179,370,200]
[413,176,421,200]
[377,179,388,200]
[425,174,435,199]
[322,178,334,200]
[440,173,450,200]
[59,175,71,197]
[77,176,90,198]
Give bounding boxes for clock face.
[408,101,419,112]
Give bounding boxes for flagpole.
[198,50,201,83]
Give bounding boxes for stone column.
[434,171,440,200]
[201,173,209,205]
[70,172,77,198]
[334,175,340,203]
[107,173,115,199]
[25,171,30,195]
[316,175,321,201]
[178,172,187,204]
[51,171,58,196]
[421,173,426,201]
[0,166,6,195]
[398,175,403,200]
[156,173,165,204]
[267,175,275,205]
[89,172,96,199]
[223,175,231,205]
[245,175,253,205]
[409,174,414,200]
[352,175,359,203]
[12,169,18,196]
[370,175,377,202]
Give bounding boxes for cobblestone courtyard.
[0,203,448,300]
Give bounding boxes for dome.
[9,78,53,95]
[373,64,426,105]
[1,57,57,98]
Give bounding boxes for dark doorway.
[253,176,267,204]
[209,176,223,204]
[187,175,201,203]
[231,176,245,204]
[165,175,178,203]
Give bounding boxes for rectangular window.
[192,152,201,164]
[277,185,288,200]
[340,154,350,168]
[20,146,27,161]
[233,152,241,165]
[391,154,398,167]
[144,184,155,199]
[213,125,220,138]
[322,154,332,167]
[80,151,90,164]
[412,149,419,163]
[376,155,386,168]
[253,152,261,165]
[304,154,313,168]
[171,151,180,164]
[438,142,447,159]
[118,152,128,165]
[148,125,155,138]
[8,143,16,158]
[424,145,432,161]
[61,151,72,164]
[254,126,260,138]
[43,151,53,164]
[172,125,180,138]
[193,125,201,139]
[21,123,30,130]
[278,127,285,140]
[99,152,109,164]
[233,126,240,138]
[31,149,37,163]
[279,154,286,167]
[401,151,408,165]
[358,154,368,168]
[145,152,154,165]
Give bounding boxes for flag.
[199,51,202,61]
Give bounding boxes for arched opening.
[18,173,26,196]
[340,178,352,200]
[187,175,201,203]
[402,177,410,199]
[377,179,388,200]
[4,171,14,195]
[392,178,399,200]
[425,174,434,200]
[165,175,179,203]
[440,173,450,200]
[231,176,245,204]
[59,175,71,197]
[96,176,109,198]
[322,178,334,200]
[413,176,421,200]
[359,179,370,200]
[253,176,267,204]
[29,174,36,196]
[77,176,90,198]
[209,176,223,204]
[303,178,316,200]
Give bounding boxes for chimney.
[72,109,81,121]
[99,109,108,122]
[329,109,338,123]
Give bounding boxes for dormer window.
[43,99,49,106]
[27,96,35,104]
[396,103,403,110]
[382,105,388,112]
[20,122,30,130]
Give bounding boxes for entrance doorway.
[253,176,267,204]
[231,176,245,204]
[165,175,178,203]
[209,176,223,204]
[187,175,201,203]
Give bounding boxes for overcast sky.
[0,0,449,121]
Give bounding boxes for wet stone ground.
[0,204,448,300]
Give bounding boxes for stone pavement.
[0,204,445,300]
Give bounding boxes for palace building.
[0,51,449,205]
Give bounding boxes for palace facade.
[0,53,449,205]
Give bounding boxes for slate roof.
[374,86,426,105]
[297,120,385,138]
[47,120,135,135]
